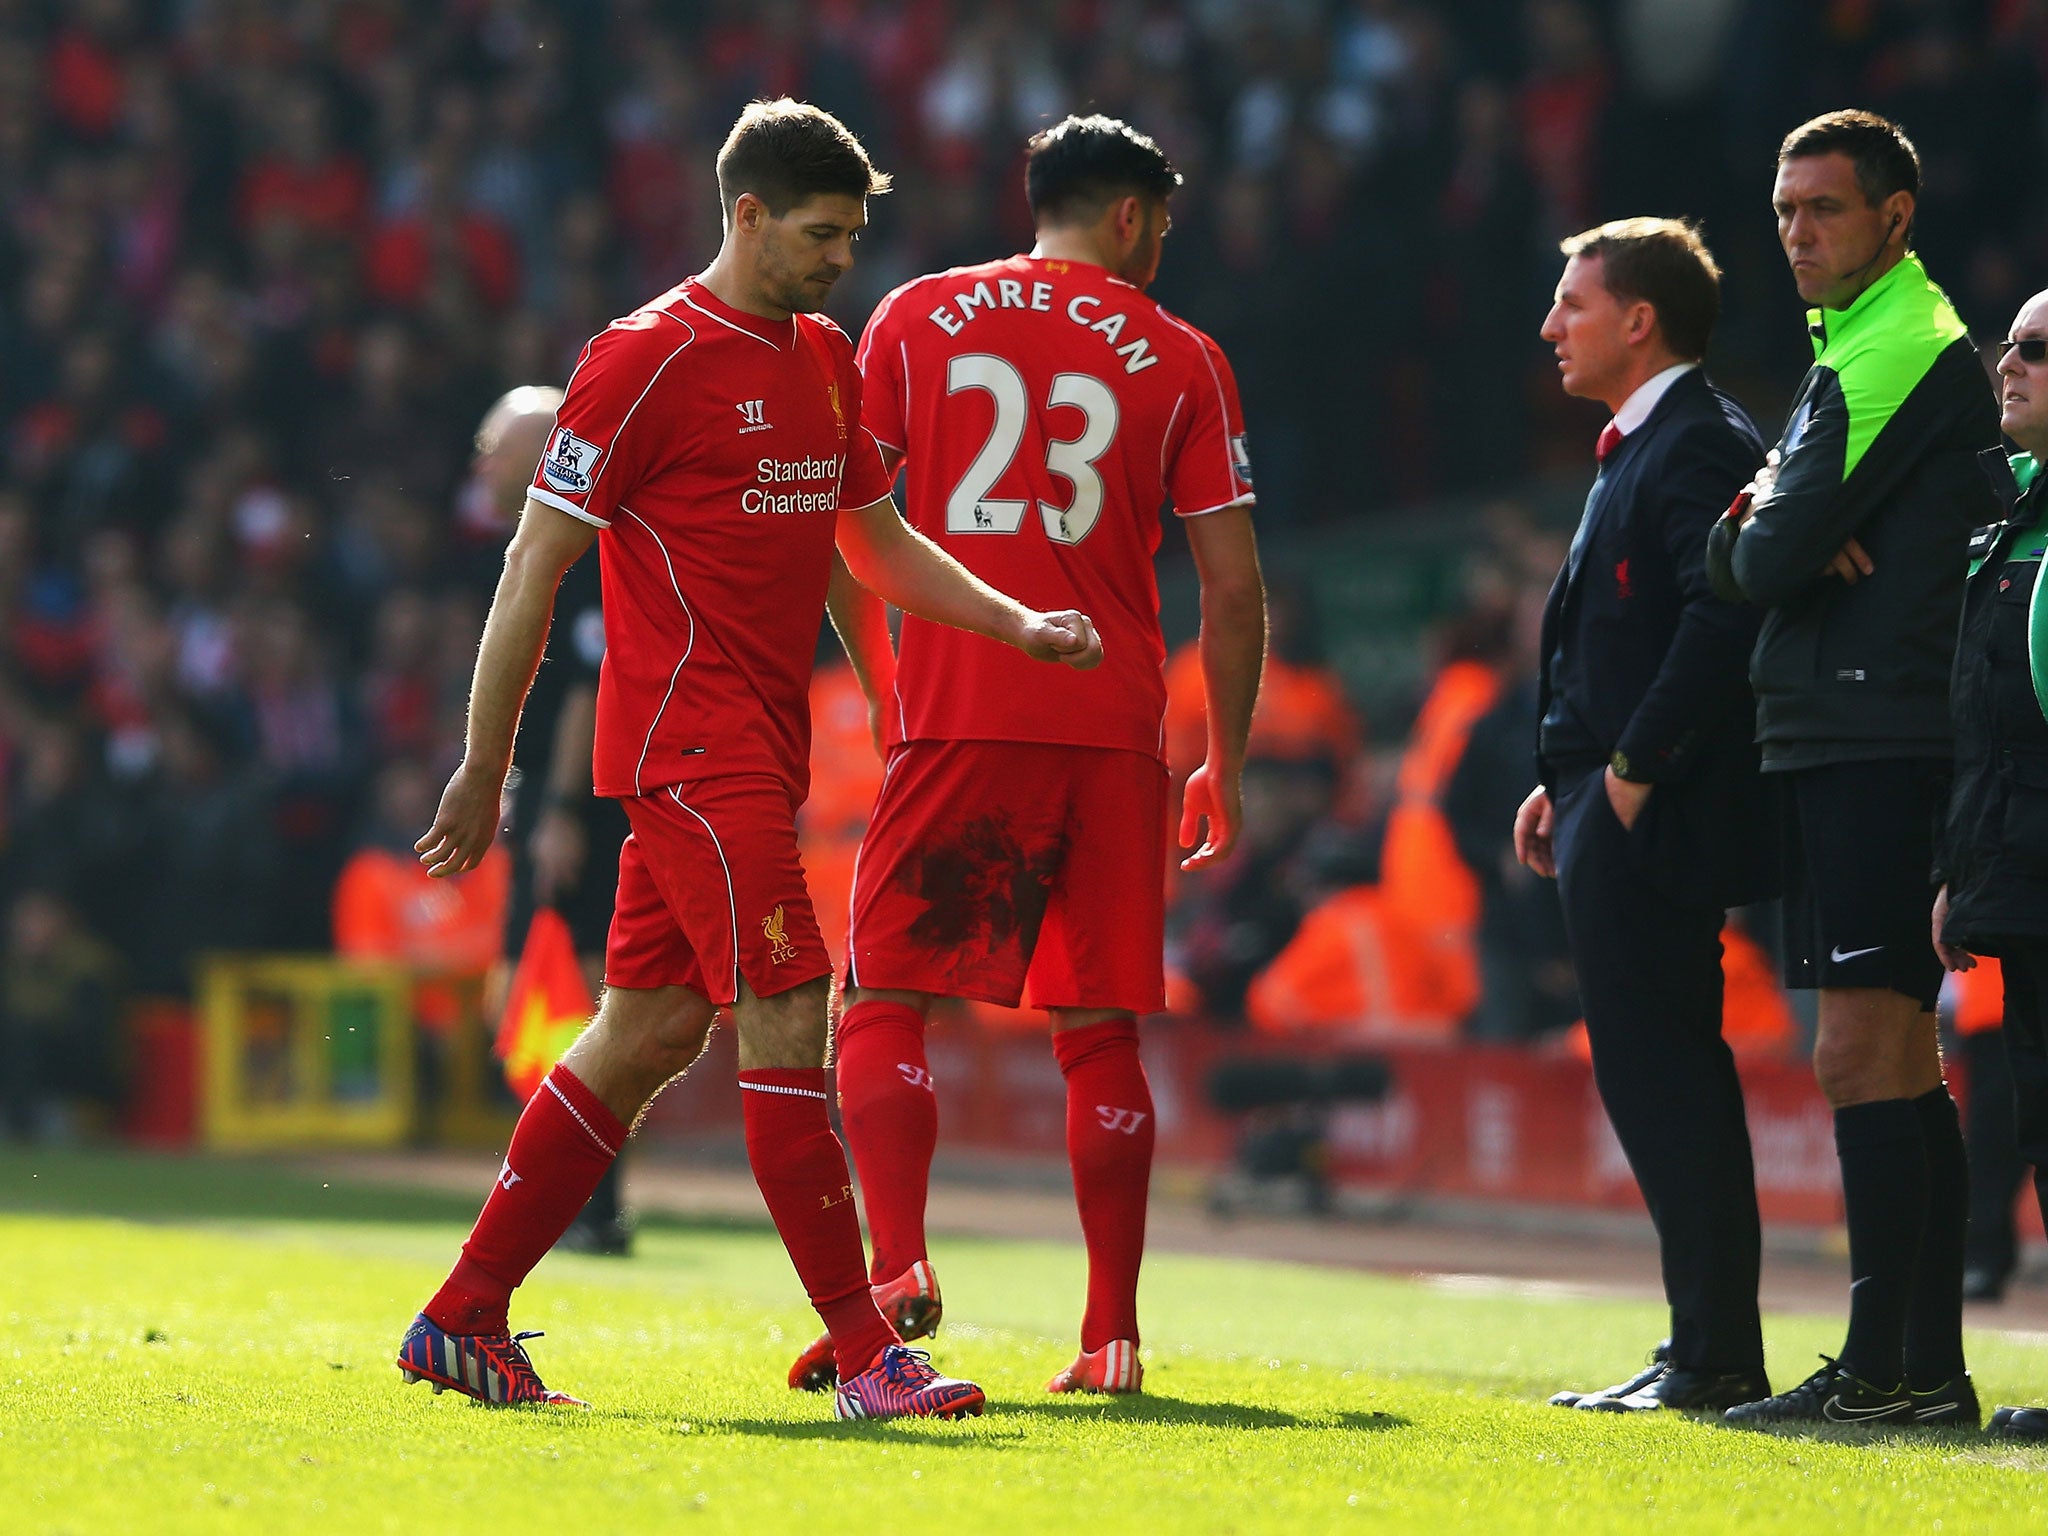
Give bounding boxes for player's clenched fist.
[1017,609,1104,670]
[415,760,504,878]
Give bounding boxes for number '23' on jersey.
[858,253,1255,758]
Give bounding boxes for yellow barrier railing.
[199,955,516,1150]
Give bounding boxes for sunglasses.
[2000,337,2048,363]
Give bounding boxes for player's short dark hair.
[1559,217,1723,361]
[1025,114,1182,226]
[1778,109,1921,206]
[716,98,890,218]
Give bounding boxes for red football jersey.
[529,277,893,801]
[857,253,1253,755]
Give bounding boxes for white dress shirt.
[1608,361,1700,440]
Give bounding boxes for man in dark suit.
[1514,218,1775,1412]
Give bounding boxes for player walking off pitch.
[395,99,1102,1422]
[786,114,1265,1396]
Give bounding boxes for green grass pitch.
[4,1151,2047,1534]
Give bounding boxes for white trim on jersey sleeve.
[1177,494,1257,519]
[529,485,612,527]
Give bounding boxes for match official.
[1517,218,1773,1413]
[1933,288,2048,1442]
[1707,110,1998,1428]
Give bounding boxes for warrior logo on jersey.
[542,427,603,495]
[762,904,797,964]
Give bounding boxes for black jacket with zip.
[1938,452,2048,948]
[1705,253,2000,767]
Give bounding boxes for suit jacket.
[1537,367,1777,907]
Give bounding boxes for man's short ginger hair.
[1560,217,1723,361]
[716,99,890,218]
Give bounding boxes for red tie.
[1596,422,1624,463]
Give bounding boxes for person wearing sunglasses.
[1931,293,2048,1441]
[1705,109,2001,1429]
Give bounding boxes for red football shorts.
[605,776,830,1004]
[846,741,1167,1013]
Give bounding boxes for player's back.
[859,253,1253,756]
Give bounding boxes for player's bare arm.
[825,550,896,756]
[835,492,1104,669]
[1179,505,1265,870]
[417,498,597,877]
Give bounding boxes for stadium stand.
[2,0,2043,1148]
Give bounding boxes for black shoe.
[1907,1372,1980,1428]
[1961,1264,2010,1303]
[1989,1404,2048,1440]
[1580,1365,1771,1413]
[1723,1357,1910,1427]
[1549,1340,1671,1408]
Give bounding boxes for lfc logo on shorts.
[762,904,797,964]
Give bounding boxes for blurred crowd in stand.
[3,0,2047,1133]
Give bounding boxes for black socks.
[1904,1086,1969,1386]
[1834,1097,1925,1387]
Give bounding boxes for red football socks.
[1054,1017,1155,1350]
[741,1067,898,1379]
[834,999,939,1283]
[425,1064,625,1335]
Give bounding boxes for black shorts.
[1778,758,1946,1010]
[504,795,634,959]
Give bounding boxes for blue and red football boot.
[789,1259,944,1391]
[396,1312,588,1408]
[833,1344,985,1421]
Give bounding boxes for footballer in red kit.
[395,100,1103,1423]
[529,272,889,1003]
[798,116,1267,1398]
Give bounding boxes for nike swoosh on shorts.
[1830,944,1884,962]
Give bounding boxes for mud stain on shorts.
[904,813,1063,967]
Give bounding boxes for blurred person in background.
[1443,553,1577,1044]
[1164,583,1361,791]
[1169,755,1332,1024]
[333,755,508,1035]
[1947,957,2024,1303]
[474,384,635,1257]
[1244,820,1469,1041]
[1519,217,1773,1415]
[131,704,279,996]
[1930,286,2048,1440]
[1376,594,1510,1029]
[1,887,125,1142]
